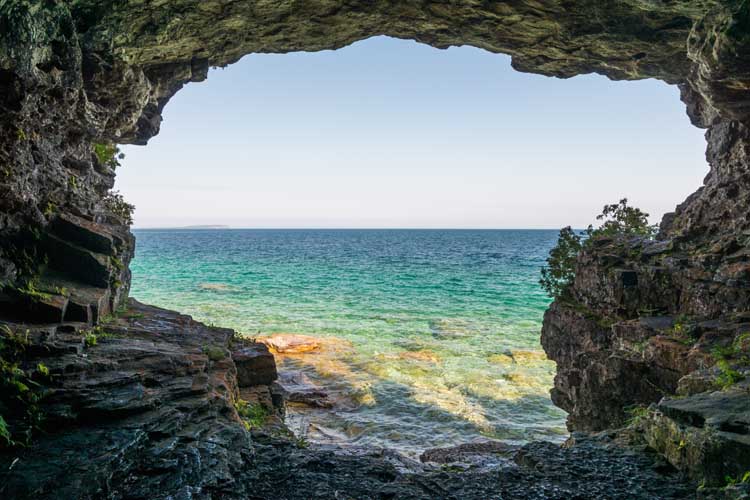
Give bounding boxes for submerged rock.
[278,371,334,408]
[509,350,549,365]
[429,318,474,338]
[259,334,322,354]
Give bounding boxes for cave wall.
[1,0,749,433]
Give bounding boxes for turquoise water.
[130,229,568,454]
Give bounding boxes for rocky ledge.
[542,230,750,486]
[0,300,702,499]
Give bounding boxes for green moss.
[84,332,98,347]
[711,344,746,389]
[716,359,743,389]
[109,256,124,271]
[202,345,226,361]
[43,202,55,217]
[235,399,270,429]
[625,404,651,426]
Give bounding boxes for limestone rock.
[232,341,278,387]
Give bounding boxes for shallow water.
[130,229,568,454]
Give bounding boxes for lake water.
[130,229,568,455]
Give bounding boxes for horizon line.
[132,226,572,231]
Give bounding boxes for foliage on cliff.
[0,326,47,449]
[103,191,135,226]
[93,143,125,170]
[540,199,657,299]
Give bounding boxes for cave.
[0,2,749,499]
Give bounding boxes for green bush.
[84,332,98,347]
[592,198,658,239]
[539,226,582,300]
[93,143,125,169]
[540,198,657,300]
[103,191,135,226]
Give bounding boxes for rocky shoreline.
[0,301,703,499]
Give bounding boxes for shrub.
[84,332,98,347]
[539,226,583,300]
[540,198,657,300]
[93,143,125,169]
[103,191,135,226]
[592,198,658,239]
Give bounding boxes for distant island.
[182,225,231,229]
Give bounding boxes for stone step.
[49,213,116,255]
[44,233,113,288]
[0,289,68,323]
[37,271,112,324]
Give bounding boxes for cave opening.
[113,36,708,455]
[3,3,750,496]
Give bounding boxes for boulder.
[233,343,277,387]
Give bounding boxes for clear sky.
[118,36,708,229]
